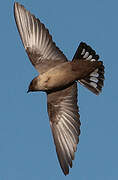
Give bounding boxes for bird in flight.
[14,2,105,175]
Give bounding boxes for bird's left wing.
[47,83,80,175]
[14,2,67,74]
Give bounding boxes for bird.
[14,2,105,175]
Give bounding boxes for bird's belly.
[47,71,72,89]
[40,63,76,90]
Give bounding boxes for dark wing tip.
[14,2,23,14]
[14,2,23,8]
[14,2,18,17]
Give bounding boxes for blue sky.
[0,0,117,179]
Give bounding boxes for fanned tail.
[73,42,105,95]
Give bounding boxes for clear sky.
[0,0,117,179]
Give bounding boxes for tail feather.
[79,64,104,95]
[73,42,105,95]
[72,42,99,61]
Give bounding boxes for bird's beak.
[27,89,30,93]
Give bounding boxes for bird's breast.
[39,62,76,90]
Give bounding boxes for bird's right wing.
[14,2,67,74]
[47,83,81,175]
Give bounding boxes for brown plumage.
[14,2,105,175]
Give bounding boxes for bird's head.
[27,76,40,93]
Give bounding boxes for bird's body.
[35,60,102,91]
[14,2,105,175]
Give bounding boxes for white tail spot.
[83,52,89,58]
[90,82,97,88]
[90,72,99,77]
[91,59,96,61]
[90,77,98,83]
[81,48,85,55]
[94,68,98,73]
[86,55,92,60]
[90,68,99,77]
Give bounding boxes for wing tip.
[14,2,22,12]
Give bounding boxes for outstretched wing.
[14,2,67,74]
[47,83,80,175]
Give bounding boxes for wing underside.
[47,83,80,175]
[14,2,67,74]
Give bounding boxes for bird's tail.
[72,42,105,95]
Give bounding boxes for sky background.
[0,0,117,179]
